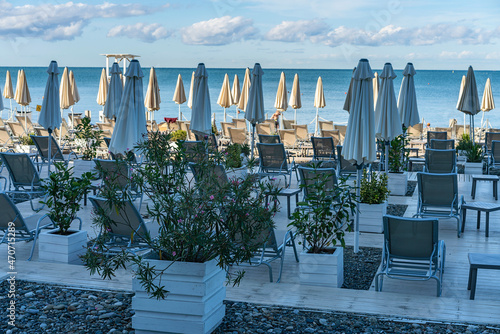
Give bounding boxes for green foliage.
[359,169,389,204]
[211,122,219,135]
[224,143,250,168]
[83,131,279,299]
[41,162,94,234]
[456,133,472,151]
[75,116,103,160]
[20,133,35,145]
[385,130,409,172]
[289,168,356,254]
[464,142,484,163]
[169,129,186,141]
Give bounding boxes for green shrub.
[170,129,187,141]
[359,169,389,204]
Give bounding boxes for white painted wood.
[465,162,483,175]
[358,201,387,233]
[132,258,226,334]
[387,172,408,196]
[299,247,343,288]
[38,229,87,265]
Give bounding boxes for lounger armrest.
[0,175,7,192]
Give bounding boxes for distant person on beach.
[272,111,280,130]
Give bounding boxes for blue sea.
[1,66,498,131]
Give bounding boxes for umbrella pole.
[224,108,227,122]
[315,108,319,136]
[354,164,363,254]
[294,108,297,124]
[481,111,485,129]
[385,141,389,173]
[251,124,256,160]
[48,129,52,173]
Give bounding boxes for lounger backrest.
[430,139,454,150]
[257,143,287,170]
[89,196,147,238]
[292,124,309,141]
[321,129,341,146]
[6,121,24,137]
[407,123,423,138]
[179,140,206,164]
[263,119,277,133]
[425,149,456,173]
[256,123,272,136]
[278,129,297,147]
[427,131,447,146]
[383,215,437,259]
[258,134,280,144]
[336,145,357,173]
[319,121,334,131]
[220,122,233,137]
[0,192,28,233]
[311,136,336,160]
[232,119,246,129]
[228,128,247,145]
[0,127,13,147]
[417,172,458,209]
[485,132,500,153]
[30,135,64,161]
[492,141,500,164]
[298,166,337,199]
[0,152,40,187]
[194,133,218,152]
[282,119,294,130]
[94,159,130,191]
[190,163,229,188]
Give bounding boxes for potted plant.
[223,143,250,180]
[74,116,103,160]
[289,168,356,288]
[17,133,35,153]
[358,169,390,233]
[456,133,471,156]
[385,133,409,196]
[83,132,279,334]
[464,142,484,174]
[38,162,94,264]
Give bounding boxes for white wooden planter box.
[132,257,226,334]
[299,247,343,288]
[226,165,248,180]
[387,172,408,196]
[358,201,387,233]
[38,229,87,264]
[465,162,483,175]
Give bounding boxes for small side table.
[266,188,301,219]
[408,157,425,172]
[468,253,500,300]
[471,175,499,200]
[461,201,500,237]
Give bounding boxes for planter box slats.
[299,247,343,288]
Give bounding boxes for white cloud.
[265,19,329,42]
[485,52,500,60]
[439,51,474,59]
[108,23,172,42]
[0,1,161,41]
[181,16,257,45]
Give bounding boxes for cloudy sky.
[0,0,499,69]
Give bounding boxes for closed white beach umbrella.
[232,74,240,118]
[38,60,61,173]
[69,70,80,129]
[104,62,123,119]
[375,62,402,173]
[343,67,356,112]
[187,71,195,110]
[343,59,376,253]
[97,68,108,107]
[15,69,31,130]
[289,73,302,123]
[238,68,251,112]
[398,63,419,128]
[60,67,74,110]
[3,70,13,119]
[457,66,480,142]
[190,63,211,136]
[109,59,147,155]
[275,71,288,129]
[144,67,161,122]
[172,74,186,119]
[217,73,233,122]
[373,72,380,106]
[480,78,495,129]
[313,76,326,136]
[245,63,265,159]
[457,75,467,129]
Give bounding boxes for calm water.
[1,66,498,131]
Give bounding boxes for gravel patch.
[342,246,381,290]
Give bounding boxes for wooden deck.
[2,165,500,325]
